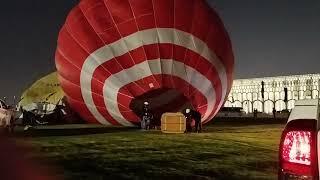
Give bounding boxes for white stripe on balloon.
[80,28,227,126]
[104,59,216,126]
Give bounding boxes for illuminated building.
[225,74,320,113]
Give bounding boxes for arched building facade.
[224,74,320,113]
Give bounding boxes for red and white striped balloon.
[55,0,234,126]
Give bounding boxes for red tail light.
[283,131,312,165]
[279,120,318,179]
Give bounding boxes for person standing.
[184,109,193,133]
[141,101,153,130]
[140,115,146,130]
[253,109,258,119]
[193,110,202,133]
[272,107,276,119]
[143,112,153,130]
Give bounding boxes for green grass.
[20,123,285,180]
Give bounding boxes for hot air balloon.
[55,0,234,126]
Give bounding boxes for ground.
[16,123,284,180]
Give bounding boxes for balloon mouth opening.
[129,88,192,126]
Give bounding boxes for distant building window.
[306,79,312,85]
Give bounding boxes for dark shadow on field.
[52,150,248,180]
[13,125,140,137]
[246,160,278,171]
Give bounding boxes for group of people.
[140,101,202,133]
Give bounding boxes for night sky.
[0,0,319,100]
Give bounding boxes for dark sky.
[0,0,319,100]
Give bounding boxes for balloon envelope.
[55,0,234,126]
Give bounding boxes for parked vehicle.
[0,100,15,132]
[279,99,319,179]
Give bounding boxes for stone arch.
[253,100,263,112]
[275,92,280,101]
[224,100,233,107]
[275,100,286,111]
[264,100,274,114]
[292,91,299,100]
[299,90,305,99]
[247,92,253,102]
[237,93,242,101]
[242,92,247,101]
[242,100,253,113]
[252,92,258,101]
[305,90,312,99]
[312,90,319,99]
[233,100,242,108]
[268,92,274,101]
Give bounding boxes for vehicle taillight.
[279,120,318,180]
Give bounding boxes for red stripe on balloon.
[57,75,82,102]
[57,27,89,69]
[55,50,81,85]
[153,0,174,28]
[63,94,98,124]
[79,0,114,34]
[65,6,105,53]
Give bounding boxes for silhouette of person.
[254,109,258,119]
[193,110,202,133]
[184,108,193,133]
[272,107,276,119]
[141,101,153,130]
[183,109,202,133]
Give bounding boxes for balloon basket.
[161,113,186,134]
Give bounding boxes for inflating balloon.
[55,0,234,126]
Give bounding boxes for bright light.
[282,131,312,165]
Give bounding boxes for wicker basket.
[161,112,186,133]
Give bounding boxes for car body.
[0,100,14,128]
[279,99,319,179]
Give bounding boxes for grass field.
[20,123,285,180]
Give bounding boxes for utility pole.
[261,81,265,113]
[13,96,16,108]
[318,79,320,99]
[284,87,288,111]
